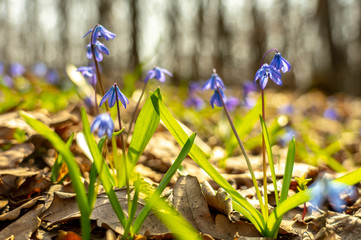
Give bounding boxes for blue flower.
[144,67,173,83]
[84,24,116,45]
[10,63,26,77]
[270,53,291,73]
[225,97,239,112]
[87,41,110,62]
[2,75,13,87]
[184,96,204,110]
[0,62,4,75]
[91,113,115,138]
[32,63,47,78]
[45,69,59,84]
[309,177,357,212]
[254,64,282,90]
[323,107,338,121]
[100,83,129,109]
[210,88,226,108]
[242,81,257,97]
[202,70,225,91]
[77,66,97,85]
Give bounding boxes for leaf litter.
[1,91,361,239]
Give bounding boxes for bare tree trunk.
[167,0,180,84]
[128,0,139,70]
[191,0,205,81]
[250,0,266,72]
[58,0,69,68]
[316,0,348,93]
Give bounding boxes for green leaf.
[51,133,74,183]
[151,89,265,233]
[80,108,127,228]
[260,116,279,206]
[127,91,160,170]
[143,186,202,240]
[20,111,91,240]
[133,132,197,233]
[280,138,295,203]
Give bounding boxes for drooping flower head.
[77,66,97,86]
[210,88,226,108]
[309,177,357,212]
[202,69,225,91]
[144,67,173,83]
[10,63,26,77]
[86,41,110,62]
[91,113,115,138]
[270,53,291,73]
[100,83,129,109]
[184,96,204,110]
[254,64,282,90]
[83,24,116,45]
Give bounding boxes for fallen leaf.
[0,204,43,239]
[0,196,44,221]
[0,143,34,169]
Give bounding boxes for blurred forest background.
[1,0,361,95]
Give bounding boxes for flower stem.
[261,89,268,219]
[302,203,307,220]
[216,87,266,217]
[90,25,109,112]
[126,82,148,141]
[114,84,131,210]
[259,48,278,67]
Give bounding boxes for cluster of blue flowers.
[254,52,291,90]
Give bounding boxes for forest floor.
[0,85,361,240]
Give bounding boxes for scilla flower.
[10,63,26,77]
[86,41,110,62]
[83,24,116,45]
[254,64,282,90]
[144,67,173,83]
[202,69,225,91]
[100,83,129,109]
[91,113,114,138]
[270,53,291,73]
[309,177,357,212]
[210,88,226,108]
[77,66,97,85]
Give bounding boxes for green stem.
[261,89,268,220]
[114,84,131,211]
[126,82,148,141]
[216,87,266,217]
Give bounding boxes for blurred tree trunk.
[214,0,230,78]
[250,0,266,72]
[191,0,205,81]
[167,0,180,84]
[58,0,69,68]
[128,0,139,70]
[316,0,348,93]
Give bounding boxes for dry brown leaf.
[0,196,44,221]
[0,143,34,169]
[0,203,43,239]
[173,176,261,239]
[42,188,168,235]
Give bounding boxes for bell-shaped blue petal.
[210,88,226,108]
[254,64,282,90]
[270,53,291,73]
[202,72,225,91]
[86,41,110,62]
[84,24,116,44]
[99,84,129,109]
[144,67,173,83]
[91,113,114,138]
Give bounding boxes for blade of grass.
[51,133,74,183]
[123,176,141,239]
[280,138,295,203]
[20,111,91,240]
[133,132,197,233]
[80,107,127,228]
[260,116,279,206]
[150,89,265,233]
